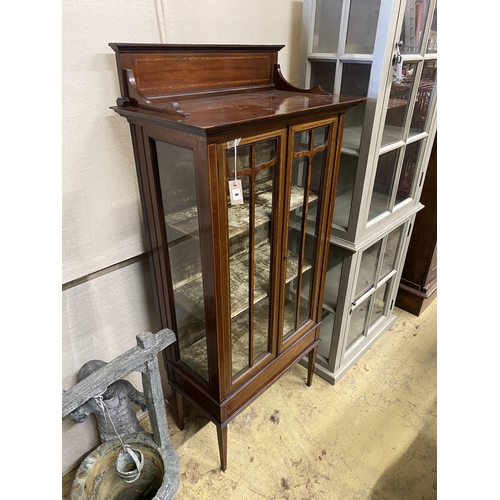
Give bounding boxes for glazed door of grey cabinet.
[300,0,437,243]
[341,220,410,365]
[365,0,437,236]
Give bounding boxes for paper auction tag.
[228,179,244,205]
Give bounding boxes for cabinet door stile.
[310,116,341,322]
[212,143,233,398]
[248,144,256,369]
[268,130,287,358]
[277,128,297,350]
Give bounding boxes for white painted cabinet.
[298,0,437,383]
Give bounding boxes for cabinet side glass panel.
[312,0,343,53]
[318,245,344,360]
[340,63,371,97]
[156,141,209,381]
[345,0,381,54]
[226,139,277,379]
[333,154,358,229]
[310,62,336,95]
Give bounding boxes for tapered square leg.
[216,424,228,471]
[306,345,318,387]
[175,390,184,431]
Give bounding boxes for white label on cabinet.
[228,179,244,205]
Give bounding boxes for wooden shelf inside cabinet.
[109,43,365,472]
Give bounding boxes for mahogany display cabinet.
[109,43,364,470]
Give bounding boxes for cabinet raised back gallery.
[109,43,364,470]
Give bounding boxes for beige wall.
[62,0,304,475]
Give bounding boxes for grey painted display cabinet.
[298,0,437,383]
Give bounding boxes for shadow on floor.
[370,426,437,500]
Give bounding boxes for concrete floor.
[63,300,437,499]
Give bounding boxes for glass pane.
[340,63,371,97]
[284,156,310,339]
[426,7,437,54]
[333,154,357,229]
[395,140,422,205]
[345,0,381,54]
[399,0,431,55]
[253,167,275,364]
[294,130,310,153]
[409,60,437,136]
[342,101,366,153]
[318,308,336,360]
[283,230,307,338]
[226,139,277,378]
[307,147,327,231]
[256,139,276,166]
[310,61,336,94]
[313,126,327,148]
[157,141,208,381]
[323,245,344,312]
[318,246,345,360]
[368,148,400,221]
[312,0,343,53]
[380,227,402,279]
[299,263,313,327]
[253,297,270,365]
[382,62,418,146]
[346,296,371,350]
[355,240,382,299]
[369,280,390,328]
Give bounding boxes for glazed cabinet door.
[279,118,339,351]
[218,130,287,389]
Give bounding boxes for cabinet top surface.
[110,43,365,132]
[115,90,365,130]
